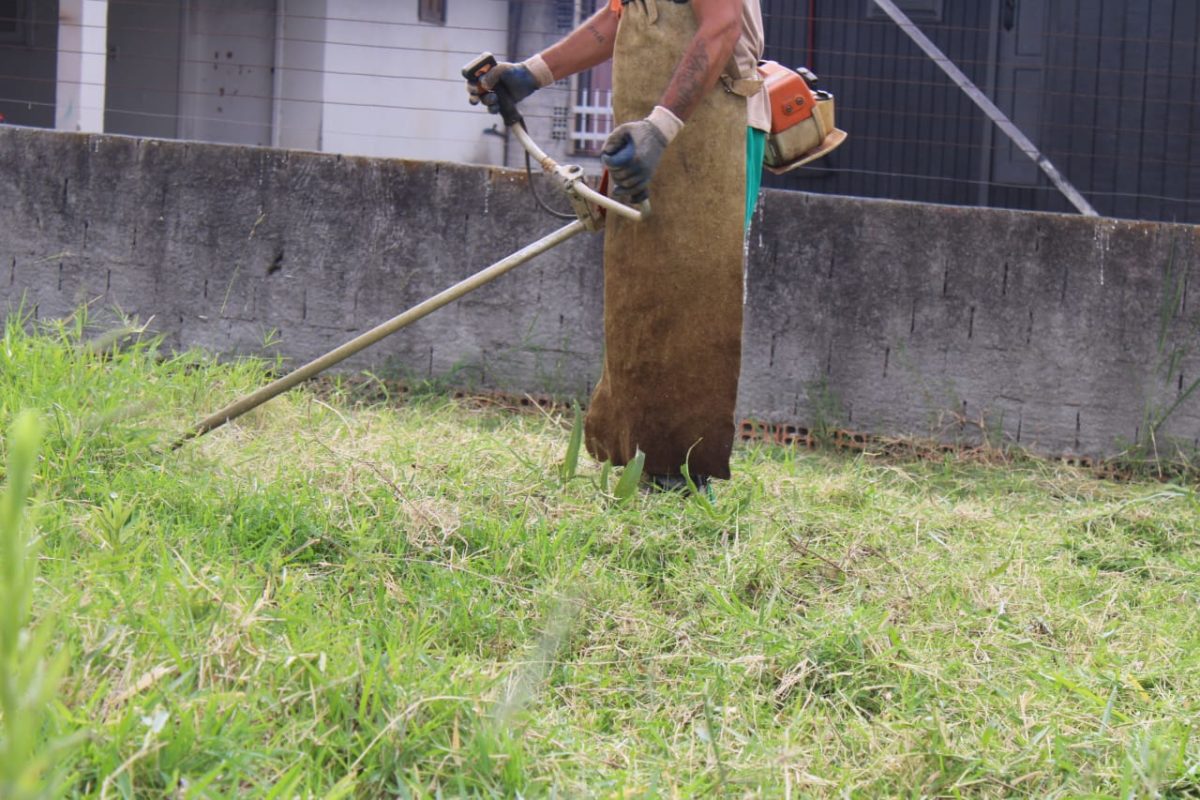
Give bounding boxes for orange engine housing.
[758,60,818,135]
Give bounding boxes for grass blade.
[682,460,716,514]
[1,411,67,800]
[558,403,584,485]
[613,450,645,502]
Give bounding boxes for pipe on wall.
[502,0,524,167]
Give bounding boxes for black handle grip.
[461,51,524,129]
[461,52,496,85]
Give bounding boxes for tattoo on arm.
[541,7,617,79]
[663,46,711,121]
[585,22,607,45]
[657,1,741,122]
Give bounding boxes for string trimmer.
[174,53,645,449]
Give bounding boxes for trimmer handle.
[462,52,525,129]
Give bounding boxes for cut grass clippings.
[2,311,1199,797]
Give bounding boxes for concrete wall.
[3,125,1199,460]
[740,195,1200,458]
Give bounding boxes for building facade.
[1,0,1196,223]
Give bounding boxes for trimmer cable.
[525,148,577,221]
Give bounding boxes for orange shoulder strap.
[609,0,622,14]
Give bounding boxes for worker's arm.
[658,0,741,122]
[468,8,618,114]
[602,0,742,203]
[541,7,619,80]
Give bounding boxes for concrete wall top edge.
[11,125,1199,238]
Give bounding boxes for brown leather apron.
[584,0,747,481]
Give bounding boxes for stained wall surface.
[3,126,1198,458]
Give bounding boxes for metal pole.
[871,0,1099,217]
[174,219,587,447]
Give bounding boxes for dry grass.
[3,313,1199,797]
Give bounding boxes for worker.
[468,0,770,493]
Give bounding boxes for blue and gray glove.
[601,106,684,204]
[466,55,555,115]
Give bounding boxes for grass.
[2,408,72,800]
[2,310,1199,798]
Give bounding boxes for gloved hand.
[466,55,555,115]
[601,106,684,204]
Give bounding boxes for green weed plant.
[1,411,71,799]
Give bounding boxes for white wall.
[107,0,277,146]
[274,0,327,150]
[55,0,107,132]
[177,0,277,147]
[316,0,508,164]
[93,0,520,163]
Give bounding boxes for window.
[418,0,446,25]
[554,0,575,34]
[866,0,944,23]
[573,66,613,156]
[0,0,30,44]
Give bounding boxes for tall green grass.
[2,310,1198,797]
[1,410,67,799]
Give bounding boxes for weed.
[557,402,585,486]
[1120,237,1200,476]
[612,449,646,502]
[0,412,71,800]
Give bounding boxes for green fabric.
[746,126,766,229]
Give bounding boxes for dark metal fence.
[762,0,1200,224]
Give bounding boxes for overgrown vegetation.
[2,311,1198,797]
[1,410,71,800]
[1126,237,1200,477]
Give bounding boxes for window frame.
[417,0,447,26]
[0,0,32,45]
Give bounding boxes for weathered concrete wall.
[3,125,1198,459]
[742,194,1200,459]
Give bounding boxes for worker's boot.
[645,472,712,499]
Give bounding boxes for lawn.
[2,313,1198,798]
